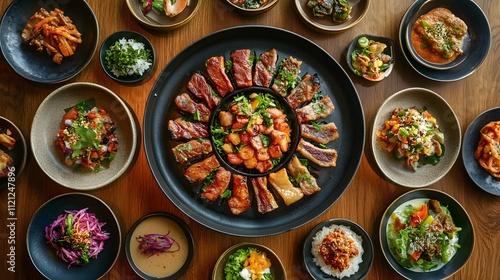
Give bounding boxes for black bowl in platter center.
[210,86,300,177]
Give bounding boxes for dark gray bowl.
[462,107,500,196]
[0,0,98,83]
[379,189,474,279]
[99,30,156,84]
[346,34,394,81]
[27,193,121,280]
[303,218,374,279]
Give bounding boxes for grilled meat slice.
[0,149,14,178]
[295,95,335,124]
[286,156,320,195]
[228,174,251,215]
[201,167,231,201]
[184,155,220,182]
[251,176,279,214]
[253,49,278,87]
[268,168,304,206]
[174,93,211,122]
[286,73,321,108]
[231,49,254,88]
[300,122,339,144]
[271,56,302,96]
[296,138,338,167]
[168,117,208,140]
[171,138,212,164]
[205,56,234,97]
[187,73,221,109]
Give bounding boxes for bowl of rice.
[303,219,374,279]
[99,30,156,83]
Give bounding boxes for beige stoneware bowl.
[31,82,138,190]
[370,88,461,188]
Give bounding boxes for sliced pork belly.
[295,95,335,124]
[253,49,278,87]
[271,57,302,96]
[231,49,253,88]
[268,168,304,206]
[286,73,321,108]
[171,138,212,164]
[174,93,211,122]
[206,56,234,97]
[300,122,339,144]
[228,174,251,215]
[286,156,320,195]
[187,73,221,109]
[168,117,208,140]
[201,167,231,201]
[251,177,278,214]
[296,138,338,167]
[184,155,220,182]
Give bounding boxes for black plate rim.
[398,0,491,82]
[462,107,500,196]
[143,25,365,237]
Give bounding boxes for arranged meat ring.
[167,48,339,215]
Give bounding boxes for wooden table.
[1,0,499,279]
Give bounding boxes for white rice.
[110,38,152,77]
[311,224,364,279]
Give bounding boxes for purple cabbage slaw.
[136,232,180,257]
[45,207,109,268]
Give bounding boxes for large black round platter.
[0,0,98,83]
[143,26,365,237]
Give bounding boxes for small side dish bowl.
[346,34,394,81]
[462,107,500,196]
[224,0,279,15]
[27,192,121,280]
[209,87,300,177]
[125,212,195,279]
[0,0,98,83]
[212,242,286,280]
[379,188,474,279]
[100,30,156,83]
[0,116,27,189]
[31,82,138,190]
[294,0,370,33]
[126,0,201,31]
[303,218,374,279]
[370,88,461,188]
[401,0,490,72]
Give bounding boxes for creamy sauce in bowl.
[128,215,191,278]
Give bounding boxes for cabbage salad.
[387,199,461,272]
[224,247,274,280]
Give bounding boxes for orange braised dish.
[410,7,468,64]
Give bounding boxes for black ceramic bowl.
[0,116,27,189]
[399,0,490,81]
[125,212,195,279]
[99,30,156,84]
[209,87,300,177]
[462,107,500,196]
[303,218,374,279]
[27,193,121,279]
[379,189,474,279]
[0,0,98,83]
[346,34,394,81]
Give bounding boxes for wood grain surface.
[0,0,499,279]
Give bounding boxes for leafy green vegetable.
[104,38,152,77]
